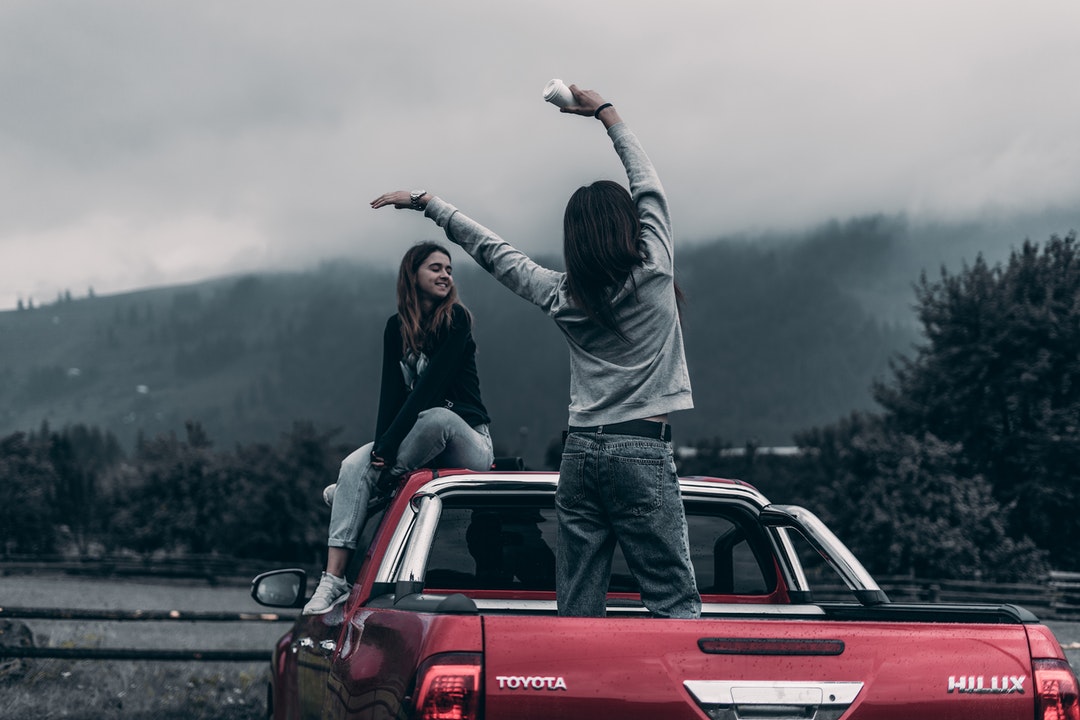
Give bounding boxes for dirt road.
[1,573,288,720]
[3,573,1078,719]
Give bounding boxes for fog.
[2,0,1079,309]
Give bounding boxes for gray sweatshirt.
[424,121,693,427]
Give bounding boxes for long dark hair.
[563,180,683,336]
[396,241,464,355]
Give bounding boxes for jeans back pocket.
[556,450,587,509]
[605,441,669,517]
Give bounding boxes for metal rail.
[0,647,270,662]
[0,607,295,622]
[0,606,293,662]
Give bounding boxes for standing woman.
[371,86,700,618]
[303,241,493,615]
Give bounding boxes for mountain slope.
[0,222,943,467]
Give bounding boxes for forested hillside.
[2,216,927,466]
[5,223,1080,574]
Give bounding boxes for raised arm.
[609,120,673,267]
[560,86,672,267]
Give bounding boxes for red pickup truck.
[251,469,1079,720]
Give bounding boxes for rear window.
[423,496,775,596]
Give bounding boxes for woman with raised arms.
[372,85,700,618]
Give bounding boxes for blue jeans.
[556,432,701,618]
[327,407,493,550]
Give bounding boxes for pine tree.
[874,232,1080,568]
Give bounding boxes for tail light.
[1034,658,1080,720]
[413,652,482,720]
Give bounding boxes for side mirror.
[251,568,308,608]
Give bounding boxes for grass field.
[2,574,1079,719]
[2,656,267,720]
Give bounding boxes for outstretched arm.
[371,190,430,211]
[371,191,565,313]
[369,84,633,309]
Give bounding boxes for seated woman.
[303,241,494,615]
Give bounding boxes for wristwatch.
[410,190,427,211]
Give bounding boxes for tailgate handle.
[684,680,863,720]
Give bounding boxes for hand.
[370,191,428,210]
[560,85,607,117]
[370,452,386,469]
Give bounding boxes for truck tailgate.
[481,616,1035,720]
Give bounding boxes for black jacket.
[372,304,490,463]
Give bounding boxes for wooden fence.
[0,606,294,662]
[809,571,1080,621]
[0,555,310,664]
[0,553,320,586]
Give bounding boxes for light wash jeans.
[555,432,701,618]
[327,407,493,550]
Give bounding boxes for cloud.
[7,213,269,304]
[2,0,1079,309]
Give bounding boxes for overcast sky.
[2,0,1079,309]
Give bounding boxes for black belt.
[567,419,672,442]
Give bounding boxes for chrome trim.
[685,679,863,706]
[702,602,824,616]
[413,473,773,507]
[395,493,443,584]
[768,526,811,596]
[468,599,826,615]
[679,478,772,506]
[761,504,883,595]
[373,500,421,584]
[416,473,560,497]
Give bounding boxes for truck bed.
[253,470,1080,720]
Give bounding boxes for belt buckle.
[596,425,604,435]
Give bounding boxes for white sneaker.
[322,484,336,506]
[302,572,351,615]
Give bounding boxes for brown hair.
[396,241,464,355]
[563,180,684,338]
